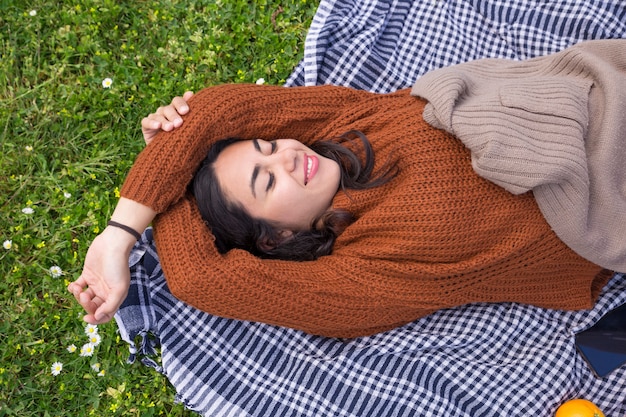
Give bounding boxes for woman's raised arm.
[69,90,196,323]
[120,83,369,214]
[70,84,372,324]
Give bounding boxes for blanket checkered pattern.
[116,229,626,416]
[286,0,625,91]
[115,1,626,415]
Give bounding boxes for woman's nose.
[270,148,297,172]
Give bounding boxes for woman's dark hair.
[192,130,398,261]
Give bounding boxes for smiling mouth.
[304,154,318,185]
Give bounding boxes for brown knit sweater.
[121,84,609,337]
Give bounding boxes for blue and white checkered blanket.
[115,1,626,415]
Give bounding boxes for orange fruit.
[555,399,605,417]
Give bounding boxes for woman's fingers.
[171,95,191,115]
[182,91,194,101]
[141,92,194,144]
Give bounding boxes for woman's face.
[213,139,341,232]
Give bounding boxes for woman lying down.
[69,39,625,338]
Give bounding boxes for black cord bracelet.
[107,220,142,241]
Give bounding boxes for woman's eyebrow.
[250,140,261,198]
[250,164,259,199]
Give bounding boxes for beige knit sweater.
[121,84,608,337]
[411,39,626,272]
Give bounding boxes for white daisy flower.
[80,343,95,357]
[63,192,72,199]
[3,240,11,250]
[49,265,63,278]
[29,10,37,16]
[21,207,34,214]
[67,344,77,353]
[102,78,113,88]
[84,323,98,336]
[51,362,63,376]
[255,78,265,85]
[87,333,101,347]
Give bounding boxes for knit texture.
[411,39,626,271]
[120,83,608,337]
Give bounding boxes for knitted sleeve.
[120,83,369,213]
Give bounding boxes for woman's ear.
[278,229,294,240]
[257,229,293,251]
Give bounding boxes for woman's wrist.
[107,220,142,241]
[101,224,138,253]
[109,197,157,235]
[102,197,157,254]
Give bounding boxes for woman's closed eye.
[266,172,275,192]
[251,140,278,198]
[253,139,277,155]
[261,141,277,193]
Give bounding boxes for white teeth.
[306,158,312,179]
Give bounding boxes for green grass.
[0,0,318,415]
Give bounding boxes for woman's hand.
[69,198,157,324]
[68,227,136,324]
[141,91,194,145]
